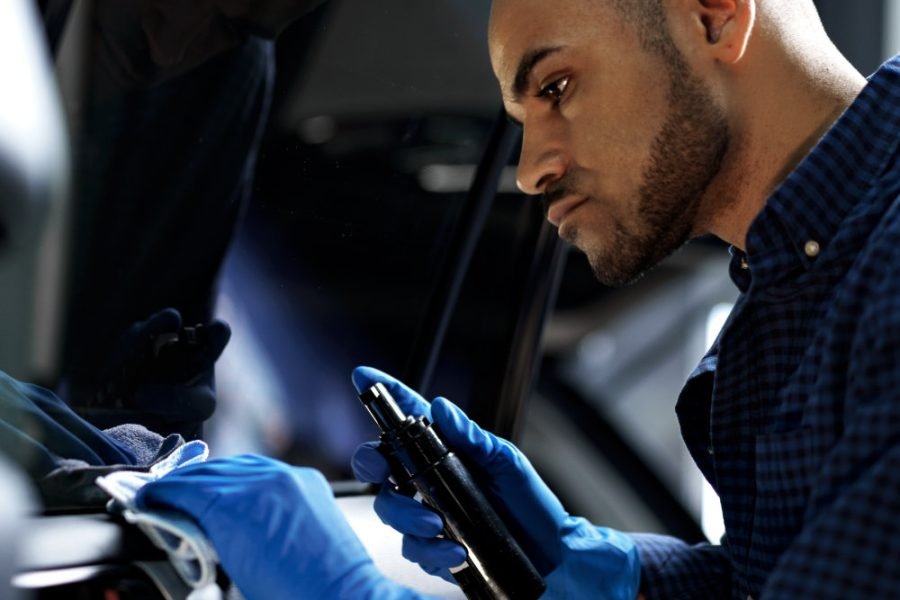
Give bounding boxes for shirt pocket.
[752,429,816,558]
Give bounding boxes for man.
[137,0,900,598]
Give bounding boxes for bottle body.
[360,383,545,600]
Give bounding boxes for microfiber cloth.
[95,440,220,590]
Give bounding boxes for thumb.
[351,441,392,484]
[203,319,231,362]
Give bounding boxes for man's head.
[489,0,751,285]
[488,0,809,285]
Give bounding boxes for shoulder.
[860,192,900,286]
[846,194,900,363]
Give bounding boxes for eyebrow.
[512,46,565,101]
[505,46,565,127]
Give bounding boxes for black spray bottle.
[359,383,546,600]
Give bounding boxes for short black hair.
[611,0,682,64]
[611,0,695,86]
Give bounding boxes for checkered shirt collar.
[731,55,900,291]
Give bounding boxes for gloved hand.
[102,308,231,425]
[351,366,641,600]
[135,455,423,600]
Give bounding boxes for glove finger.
[137,456,326,513]
[431,397,507,469]
[351,366,431,420]
[135,473,221,517]
[373,485,444,537]
[351,441,391,484]
[421,563,457,585]
[202,319,231,362]
[401,535,467,571]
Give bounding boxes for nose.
[515,118,569,196]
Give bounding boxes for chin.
[582,237,667,288]
[587,258,649,287]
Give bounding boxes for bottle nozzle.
[359,382,409,433]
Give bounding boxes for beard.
[550,60,730,287]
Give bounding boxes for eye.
[538,76,570,103]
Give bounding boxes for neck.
[697,30,867,250]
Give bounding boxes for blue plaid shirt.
[633,56,900,599]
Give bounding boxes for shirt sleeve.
[0,370,138,478]
[760,219,900,598]
[630,533,731,599]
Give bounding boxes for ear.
[694,0,756,64]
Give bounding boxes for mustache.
[541,176,581,218]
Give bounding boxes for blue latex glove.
[136,455,426,600]
[351,366,641,600]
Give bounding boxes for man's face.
[489,0,729,285]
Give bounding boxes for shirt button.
[804,240,820,258]
[707,445,714,456]
[740,257,749,270]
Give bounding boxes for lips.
[547,196,587,227]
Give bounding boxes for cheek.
[568,75,664,197]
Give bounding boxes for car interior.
[1,0,892,598]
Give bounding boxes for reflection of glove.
[351,367,641,600]
[104,308,231,424]
[136,455,424,600]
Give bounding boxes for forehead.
[488,0,619,89]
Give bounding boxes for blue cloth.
[635,56,900,599]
